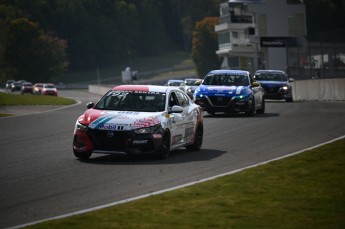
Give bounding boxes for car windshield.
[168,81,183,86]
[95,90,166,112]
[202,74,249,86]
[44,85,55,88]
[185,79,198,86]
[255,72,287,81]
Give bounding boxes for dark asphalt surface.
[1,90,345,228]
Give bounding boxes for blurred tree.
[2,18,68,82]
[192,17,221,77]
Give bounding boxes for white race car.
[73,85,204,160]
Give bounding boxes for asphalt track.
[1,90,345,228]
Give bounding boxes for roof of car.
[112,85,176,93]
[255,70,285,74]
[207,69,250,75]
[168,79,184,82]
[184,78,200,81]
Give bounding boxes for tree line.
[0,0,344,83]
[0,0,221,83]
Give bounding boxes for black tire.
[207,110,215,115]
[286,98,293,102]
[186,124,203,151]
[73,151,92,160]
[154,132,170,159]
[245,97,255,116]
[256,97,265,114]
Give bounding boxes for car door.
[175,90,195,144]
[249,74,263,108]
[167,91,185,147]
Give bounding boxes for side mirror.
[169,105,183,114]
[86,102,94,109]
[194,80,202,86]
[252,81,260,87]
[289,78,294,82]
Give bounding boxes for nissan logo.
[106,131,114,138]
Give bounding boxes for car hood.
[196,85,252,97]
[258,81,288,87]
[78,109,164,131]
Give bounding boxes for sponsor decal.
[133,140,149,144]
[131,116,160,129]
[89,115,129,130]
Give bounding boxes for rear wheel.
[207,110,215,115]
[286,98,293,102]
[154,132,170,159]
[186,124,203,151]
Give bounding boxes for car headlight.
[187,88,192,93]
[75,121,88,132]
[282,86,289,90]
[134,124,160,134]
[234,94,250,101]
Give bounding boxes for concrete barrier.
[292,78,345,101]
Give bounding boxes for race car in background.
[73,85,204,160]
[193,70,265,116]
[254,70,294,102]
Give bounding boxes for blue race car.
[193,70,265,116]
[254,70,294,102]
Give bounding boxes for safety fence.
[286,28,345,80]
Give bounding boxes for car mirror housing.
[289,78,295,82]
[252,81,260,87]
[194,80,201,86]
[169,105,183,114]
[86,102,94,109]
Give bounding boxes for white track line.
[10,134,345,229]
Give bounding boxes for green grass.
[0,93,76,106]
[27,138,345,229]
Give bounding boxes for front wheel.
[186,124,203,151]
[245,97,255,116]
[256,97,265,114]
[73,151,92,160]
[154,132,170,159]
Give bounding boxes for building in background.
[215,0,306,73]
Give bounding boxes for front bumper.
[73,128,164,155]
[263,86,292,100]
[194,96,252,113]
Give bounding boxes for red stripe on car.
[113,85,150,91]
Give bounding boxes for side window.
[175,91,188,107]
[168,92,179,108]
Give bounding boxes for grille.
[208,96,231,106]
[262,85,280,95]
[87,129,133,151]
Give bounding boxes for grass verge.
[27,138,345,229]
[0,93,76,106]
